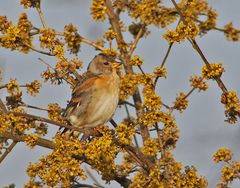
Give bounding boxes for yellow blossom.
[103,29,117,41]
[153,66,167,78]
[213,148,232,163]
[26,80,42,96]
[20,0,39,8]
[39,28,56,49]
[224,22,240,41]
[174,92,189,112]
[130,55,143,66]
[64,24,81,54]
[142,138,159,157]
[102,48,118,57]
[190,75,208,91]
[202,63,224,79]
[143,85,161,110]
[0,16,12,33]
[6,79,20,94]
[163,21,199,43]
[116,122,135,145]
[90,0,107,21]
[47,103,64,123]
[221,91,240,112]
[221,165,234,182]
[25,134,38,149]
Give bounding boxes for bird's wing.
[63,72,102,118]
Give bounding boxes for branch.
[0,132,54,149]
[6,111,83,132]
[0,141,17,164]
[104,0,150,141]
[36,1,47,29]
[23,42,56,56]
[129,24,146,56]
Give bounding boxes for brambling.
[63,53,121,133]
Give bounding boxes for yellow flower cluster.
[20,0,39,8]
[0,13,33,53]
[6,79,20,94]
[0,108,29,134]
[213,148,232,163]
[221,165,235,183]
[202,63,224,80]
[84,126,118,181]
[64,24,81,54]
[221,91,240,112]
[199,10,218,35]
[130,152,207,187]
[153,66,167,78]
[139,111,173,127]
[178,166,208,187]
[142,138,159,157]
[26,80,42,96]
[6,92,23,109]
[103,29,117,41]
[17,12,33,53]
[116,122,135,145]
[27,134,87,187]
[143,85,161,110]
[119,74,140,100]
[53,44,65,58]
[24,181,42,188]
[90,0,106,21]
[129,0,177,27]
[47,103,64,123]
[189,75,208,91]
[163,21,199,43]
[56,58,82,74]
[24,134,38,149]
[129,55,143,66]
[102,48,119,57]
[213,148,240,187]
[162,123,179,149]
[0,16,11,33]
[116,154,134,176]
[174,92,189,112]
[39,28,56,49]
[224,22,240,41]
[0,25,21,50]
[41,67,56,83]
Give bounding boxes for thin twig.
[0,141,17,164]
[38,58,55,70]
[154,42,173,87]
[6,111,83,132]
[0,132,54,149]
[124,103,139,148]
[84,167,104,188]
[36,2,47,28]
[23,42,55,56]
[129,24,146,56]
[20,103,49,111]
[160,42,173,68]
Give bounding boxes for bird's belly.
[85,89,119,127]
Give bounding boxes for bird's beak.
[112,62,123,69]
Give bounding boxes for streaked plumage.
[63,54,120,130]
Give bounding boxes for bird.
[62,53,121,135]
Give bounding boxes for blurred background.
[0,0,240,187]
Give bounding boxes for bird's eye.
[103,62,109,65]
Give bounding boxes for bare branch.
[0,141,17,164]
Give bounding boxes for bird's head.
[87,53,122,74]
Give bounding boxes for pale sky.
[0,0,240,187]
